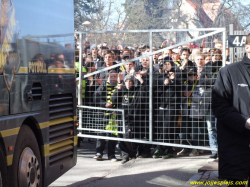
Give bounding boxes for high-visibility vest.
[174,59,182,66]
[75,62,87,98]
[105,82,117,116]
[120,65,125,72]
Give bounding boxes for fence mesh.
[76,29,226,152]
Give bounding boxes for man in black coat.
[212,33,250,186]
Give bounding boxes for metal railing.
[76,28,226,151]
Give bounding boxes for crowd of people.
[75,38,227,164]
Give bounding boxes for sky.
[13,0,74,38]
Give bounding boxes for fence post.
[229,24,234,64]
[222,28,226,66]
[149,31,153,142]
[78,33,83,133]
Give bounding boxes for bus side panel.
[44,147,77,187]
[10,75,48,114]
[44,74,77,187]
[0,75,9,116]
[46,74,76,97]
[0,110,47,165]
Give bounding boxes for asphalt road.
[49,139,211,187]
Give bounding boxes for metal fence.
[76,28,226,152]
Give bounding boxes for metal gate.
[76,28,226,152]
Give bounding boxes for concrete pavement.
[49,139,217,187]
[186,160,221,187]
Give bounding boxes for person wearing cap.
[111,73,148,164]
[212,33,250,186]
[139,44,150,55]
[120,47,131,60]
[90,44,104,69]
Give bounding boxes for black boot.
[209,153,218,159]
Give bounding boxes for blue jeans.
[205,112,218,154]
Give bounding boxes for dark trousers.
[118,133,137,159]
[190,118,205,146]
[137,143,151,155]
[135,109,152,155]
[157,109,176,153]
[179,115,192,146]
[96,133,117,158]
[118,122,137,159]
[119,141,137,159]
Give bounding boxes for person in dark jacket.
[134,56,156,157]
[199,49,222,159]
[92,70,119,161]
[152,60,181,159]
[134,56,150,84]
[177,67,199,156]
[212,33,250,186]
[111,74,148,164]
[175,48,196,83]
[84,62,97,106]
[81,61,97,144]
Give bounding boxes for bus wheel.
[0,145,8,187]
[11,125,42,187]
